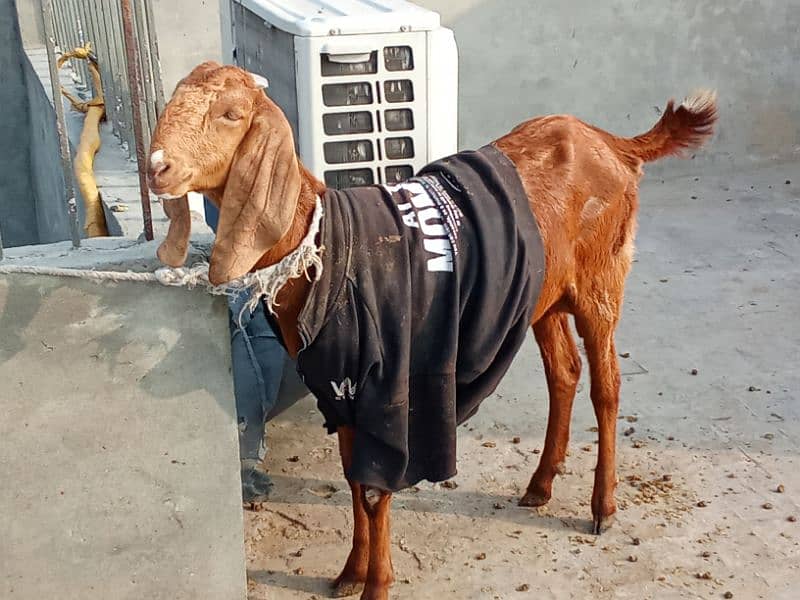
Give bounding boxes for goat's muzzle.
[147,149,189,199]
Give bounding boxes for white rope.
[0,264,161,283]
[210,197,325,321]
[0,261,233,296]
[0,198,325,319]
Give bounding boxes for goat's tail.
[612,90,718,163]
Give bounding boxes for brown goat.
[148,62,717,600]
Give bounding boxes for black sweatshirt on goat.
[283,144,545,491]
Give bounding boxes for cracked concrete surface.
[0,262,246,600]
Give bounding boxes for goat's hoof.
[518,490,550,507]
[332,578,365,597]
[359,586,390,600]
[591,512,616,535]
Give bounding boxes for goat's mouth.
[148,177,192,200]
[154,190,188,200]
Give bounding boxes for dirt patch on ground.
[243,393,797,600]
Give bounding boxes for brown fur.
[148,63,717,600]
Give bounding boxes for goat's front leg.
[157,195,191,267]
[333,427,369,597]
[360,486,394,600]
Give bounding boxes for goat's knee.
[557,354,582,392]
[364,487,383,506]
[361,486,387,516]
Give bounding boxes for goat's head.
[148,61,302,285]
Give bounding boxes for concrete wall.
[150,0,224,97]
[417,0,800,169]
[1,262,247,599]
[217,0,799,169]
[0,0,38,248]
[1,0,71,248]
[25,55,71,244]
[13,0,799,172]
[15,0,43,46]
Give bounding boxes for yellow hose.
[57,43,108,237]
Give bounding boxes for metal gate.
[35,0,163,245]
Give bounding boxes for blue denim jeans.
[205,197,292,460]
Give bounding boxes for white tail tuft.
[681,89,717,113]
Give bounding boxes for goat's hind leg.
[333,427,370,597]
[520,310,582,507]
[574,308,622,535]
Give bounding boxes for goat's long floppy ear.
[208,105,301,285]
[157,195,191,267]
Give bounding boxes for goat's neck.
[251,169,326,357]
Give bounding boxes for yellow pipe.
[57,43,108,237]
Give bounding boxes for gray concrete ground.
[244,162,800,599]
[0,241,247,600]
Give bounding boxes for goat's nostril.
[149,160,171,178]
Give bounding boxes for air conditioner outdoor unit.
[226,0,458,188]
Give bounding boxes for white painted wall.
[149,0,224,97]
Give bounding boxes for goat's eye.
[223,111,243,122]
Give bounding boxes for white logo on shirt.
[384,181,454,273]
[331,377,356,401]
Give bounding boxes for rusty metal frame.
[120,0,154,241]
[44,0,167,243]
